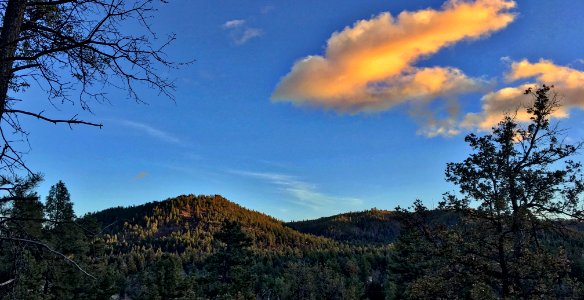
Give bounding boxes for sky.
[15,0,584,221]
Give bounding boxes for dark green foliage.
[45,181,75,224]
[396,85,584,299]
[3,137,584,300]
[85,194,395,299]
[206,220,254,299]
[287,208,401,244]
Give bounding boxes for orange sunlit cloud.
[272,0,516,135]
[463,59,584,130]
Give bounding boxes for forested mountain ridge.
[76,194,396,299]
[286,208,462,245]
[286,209,401,244]
[89,194,338,254]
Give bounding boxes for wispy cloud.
[463,59,584,130]
[231,170,362,210]
[236,28,262,45]
[121,120,181,144]
[222,19,263,45]
[272,0,516,137]
[222,19,245,29]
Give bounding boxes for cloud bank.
[272,0,516,122]
[463,59,584,129]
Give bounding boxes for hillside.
[80,195,395,298]
[90,194,337,254]
[6,193,584,299]
[286,209,401,244]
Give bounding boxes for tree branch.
[4,109,102,127]
[0,236,96,279]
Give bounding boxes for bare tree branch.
[5,109,102,127]
[0,236,96,279]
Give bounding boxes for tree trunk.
[0,0,28,120]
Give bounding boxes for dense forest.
[1,186,584,299]
[1,188,398,299]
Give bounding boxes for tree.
[206,220,255,299]
[45,180,74,224]
[0,174,46,298]
[398,85,584,298]
[37,180,93,299]
[0,173,43,237]
[0,0,185,180]
[1,0,185,286]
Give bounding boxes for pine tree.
[0,175,47,299]
[42,181,90,299]
[45,181,75,225]
[399,85,584,298]
[206,220,255,299]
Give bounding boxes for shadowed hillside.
[286,209,401,244]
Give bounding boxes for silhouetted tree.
[45,180,74,224]
[0,0,186,177]
[0,174,46,298]
[399,85,584,298]
[0,4,188,267]
[0,0,187,287]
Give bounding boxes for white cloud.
[222,19,245,29]
[222,19,262,45]
[121,120,180,144]
[232,170,362,210]
[235,28,263,45]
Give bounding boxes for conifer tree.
[45,180,75,225]
[206,220,255,299]
[398,85,584,299]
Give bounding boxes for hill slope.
[286,209,401,244]
[90,194,336,253]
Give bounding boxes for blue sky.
[17,0,584,221]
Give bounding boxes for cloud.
[222,19,262,45]
[222,19,245,29]
[135,171,148,180]
[272,0,516,136]
[121,120,180,144]
[463,59,584,129]
[235,28,263,45]
[232,171,362,210]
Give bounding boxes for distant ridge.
[286,209,401,244]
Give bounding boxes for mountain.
[286,209,401,244]
[89,194,337,254]
[81,195,395,298]
[7,193,583,299]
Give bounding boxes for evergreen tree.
[8,176,44,240]
[206,220,255,299]
[399,85,584,299]
[45,181,75,225]
[0,174,46,300]
[42,181,90,299]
